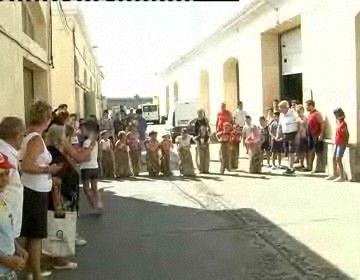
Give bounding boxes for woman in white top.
[19,101,62,280]
[79,120,102,214]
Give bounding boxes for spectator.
[100,110,114,141]
[113,112,124,139]
[216,103,232,132]
[277,100,298,174]
[135,109,147,149]
[46,124,78,270]
[326,108,349,182]
[233,101,247,129]
[305,100,326,173]
[0,117,25,239]
[57,104,68,114]
[0,152,27,279]
[18,101,62,280]
[272,99,280,113]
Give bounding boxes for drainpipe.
[49,2,54,68]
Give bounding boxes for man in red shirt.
[326,108,349,182]
[216,103,232,132]
[305,100,326,172]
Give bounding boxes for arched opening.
[173,81,179,102]
[22,2,47,49]
[84,70,88,86]
[199,70,210,118]
[165,85,170,115]
[223,57,239,113]
[356,12,360,143]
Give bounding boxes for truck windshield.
[143,105,157,112]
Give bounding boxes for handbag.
[42,210,77,257]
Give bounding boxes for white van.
[141,104,160,124]
[166,99,200,142]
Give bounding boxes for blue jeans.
[334,144,346,159]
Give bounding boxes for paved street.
[55,132,360,280]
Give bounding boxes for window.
[22,3,35,40]
[143,105,158,113]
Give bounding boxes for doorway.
[23,67,35,125]
[281,73,303,102]
[280,27,303,103]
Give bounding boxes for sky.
[75,1,243,98]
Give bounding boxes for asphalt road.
[54,125,354,280]
[54,177,352,280]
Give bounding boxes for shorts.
[271,139,284,154]
[296,138,308,154]
[308,136,324,153]
[334,144,346,159]
[284,132,297,154]
[81,168,100,181]
[20,187,49,239]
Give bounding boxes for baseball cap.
[0,153,14,170]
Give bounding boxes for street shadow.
[154,175,223,182]
[55,192,354,280]
[211,172,269,180]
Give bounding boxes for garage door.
[281,28,302,75]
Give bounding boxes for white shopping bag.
[170,150,179,171]
[43,211,77,257]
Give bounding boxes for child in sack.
[176,128,195,176]
[245,121,262,174]
[126,124,141,176]
[160,134,173,176]
[0,152,27,279]
[194,125,210,174]
[145,131,161,177]
[217,122,232,174]
[99,131,115,179]
[114,131,133,178]
[230,124,242,170]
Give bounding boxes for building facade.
[51,5,103,118]
[0,1,51,123]
[161,0,360,180]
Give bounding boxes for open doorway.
[280,27,303,103]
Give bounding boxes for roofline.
[63,7,102,74]
[160,0,266,78]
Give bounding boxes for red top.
[230,131,241,144]
[335,119,348,145]
[217,110,232,132]
[217,132,231,143]
[307,110,322,137]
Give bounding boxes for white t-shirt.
[80,139,99,170]
[279,110,298,134]
[19,132,52,193]
[0,140,23,237]
[176,135,192,148]
[233,109,247,127]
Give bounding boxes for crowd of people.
[0,97,350,279]
[215,99,349,181]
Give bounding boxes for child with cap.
[326,108,349,182]
[0,153,27,279]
